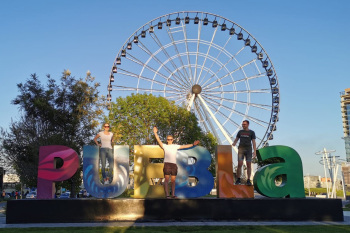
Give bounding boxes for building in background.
[303,175,343,195]
[341,88,350,186]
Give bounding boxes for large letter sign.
[216,145,254,198]
[176,146,214,198]
[134,145,165,198]
[37,145,80,199]
[134,145,214,198]
[253,145,305,198]
[36,144,306,199]
[83,145,129,198]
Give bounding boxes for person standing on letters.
[153,126,200,198]
[232,120,256,186]
[94,123,114,184]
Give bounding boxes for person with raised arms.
[153,126,200,198]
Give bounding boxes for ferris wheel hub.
[192,84,202,94]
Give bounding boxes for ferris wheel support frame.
[198,94,238,153]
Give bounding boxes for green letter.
[253,145,305,198]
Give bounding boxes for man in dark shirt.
[232,120,256,185]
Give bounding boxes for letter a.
[253,145,305,198]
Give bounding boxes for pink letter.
[37,146,79,199]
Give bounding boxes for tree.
[0,71,104,197]
[107,93,217,175]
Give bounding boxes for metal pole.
[325,150,333,198]
[342,171,346,199]
[331,164,339,198]
[316,148,336,199]
[322,154,329,198]
[308,174,310,197]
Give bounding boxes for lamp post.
[315,148,345,198]
[316,148,336,198]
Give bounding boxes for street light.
[316,148,336,198]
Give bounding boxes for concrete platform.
[6,198,344,224]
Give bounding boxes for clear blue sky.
[1,0,349,176]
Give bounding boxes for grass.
[305,188,350,197]
[1,226,350,233]
[344,203,350,211]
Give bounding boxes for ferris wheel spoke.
[197,94,234,144]
[231,73,266,84]
[166,93,187,105]
[255,134,263,142]
[150,32,189,83]
[200,96,241,129]
[164,93,185,100]
[117,73,182,94]
[253,60,263,75]
[202,73,265,92]
[205,88,271,94]
[203,59,257,90]
[203,97,246,124]
[125,53,188,89]
[166,27,192,80]
[198,29,232,86]
[193,18,205,84]
[126,48,189,88]
[173,97,187,106]
[181,20,194,83]
[164,91,187,100]
[193,101,210,132]
[118,69,184,92]
[112,85,181,95]
[167,91,186,98]
[136,41,187,86]
[194,100,223,144]
[199,43,247,87]
[203,95,269,127]
[195,24,219,84]
[203,93,272,111]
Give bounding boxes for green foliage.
[344,203,350,211]
[117,188,134,198]
[107,93,217,174]
[256,157,284,168]
[14,183,21,191]
[0,71,104,195]
[304,188,350,197]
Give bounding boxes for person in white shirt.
[153,126,199,198]
[94,123,114,184]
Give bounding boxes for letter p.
[37,146,79,199]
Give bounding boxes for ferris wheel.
[107,11,280,150]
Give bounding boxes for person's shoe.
[235,178,241,185]
[246,179,252,186]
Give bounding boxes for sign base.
[6,198,343,223]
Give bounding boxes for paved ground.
[0,202,349,228]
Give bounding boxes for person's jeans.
[100,148,113,179]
